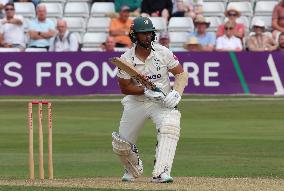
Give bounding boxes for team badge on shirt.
[153,58,161,71]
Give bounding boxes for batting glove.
[163,90,181,108]
[144,88,165,103]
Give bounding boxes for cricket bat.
[109,57,164,94]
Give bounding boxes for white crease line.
[0,98,284,102]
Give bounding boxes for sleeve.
[49,37,55,51]
[69,33,79,51]
[216,37,222,49]
[28,20,35,31]
[208,32,216,46]
[49,20,56,30]
[116,54,131,79]
[237,38,243,49]
[167,49,179,69]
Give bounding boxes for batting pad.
[153,110,181,177]
[112,132,143,178]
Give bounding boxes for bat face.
[109,57,157,90]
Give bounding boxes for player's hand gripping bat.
[109,57,165,95]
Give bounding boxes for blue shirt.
[188,31,216,47]
[28,18,55,47]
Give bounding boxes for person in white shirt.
[216,21,242,51]
[0,3,26,50]
[49,19,79,52]
[112,16,189,183]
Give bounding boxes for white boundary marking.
[0,98,284,102]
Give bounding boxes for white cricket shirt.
[117,43,179,101]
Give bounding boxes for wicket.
[28,101,53,180]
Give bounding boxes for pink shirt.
[216,23,245,38]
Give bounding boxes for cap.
[194,15,210,27]
[252,19,265,28]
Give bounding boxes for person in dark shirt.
[141,0,172,21]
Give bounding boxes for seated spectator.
[115,0,142,17]
[109,5,132,47]
[172,0,195,18]
[49,19,78,52]
[216,21,242,51]
[247,19,277,52]
[0,0,9,18]
[183,36,201,51]
[272,0,284,41]
[141,0,172,21]
[158,31,170,48]
[278,32,284,51]
[13,0,41,7]
[188,15,215,51]
[172,0,203,18]
[216,7,245,39]
[0,3,25,50]
[28,4,56,49]
[101,36,116,51]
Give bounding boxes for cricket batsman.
[111,16,189,183]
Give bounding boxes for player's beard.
[137,36,153,50]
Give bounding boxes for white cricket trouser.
[119,96,181,144]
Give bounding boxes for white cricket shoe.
[121,171,136,182]
[152,172,173,183]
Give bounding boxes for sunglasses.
[228,13,237,17]
[225,27,234,30]
[254,26,264,29]
[5,8,14,11]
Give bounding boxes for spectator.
[109,5,132,47]
[101,36,116,51]
[172,0,195,18]
[141,0,173,21]
[115,0,142,17]
[272,0,284,41]
[278,32,284,51]
[247,19,277,52]
[188,15,215,51]
[183,36,201,51]
[49,19,78,52]
[0,0,9,18]
[172,0,203,18]
[158,31,170,48]
[28,4,56,49]
[216,6,245,39]
[0,3,26,50]
[216,21,242,51]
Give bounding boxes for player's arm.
[163,63,189,108]
[118,77,144,95]
[169,64,189,96]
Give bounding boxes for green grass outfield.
[0,95,283,190]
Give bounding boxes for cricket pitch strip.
[0,177,284,191]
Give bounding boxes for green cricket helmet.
[129,17,156,45]
[132,16,156,32]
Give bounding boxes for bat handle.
[153,87,166,96]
